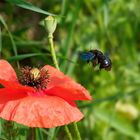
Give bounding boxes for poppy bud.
[44,16,57,36]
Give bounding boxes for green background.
[0,0,140,140]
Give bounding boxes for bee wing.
[79,52,95,61]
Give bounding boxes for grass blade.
[6,0,55,16]
[7,53,44,62]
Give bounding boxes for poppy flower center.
[19,66,50,90]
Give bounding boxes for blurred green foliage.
[0,0,140,140]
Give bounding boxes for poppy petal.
[42,65,92,101]
[46,85,92,101]
[0,60,18,82]
[0,96,83,128]
[0,88,27,104]
[0,79,34,93]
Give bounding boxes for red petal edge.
[42,65,92,101]
[0,60,18,82]
[0,96,83,128]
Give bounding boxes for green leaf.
[15,41,44,46]
[94,109,139,139]
[6,0,55,16]
[7,53,77,64]
[7,53,44,62]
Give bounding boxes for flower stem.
[31,128,35,140]
[27,128,36,140]
[46,17,81,140]
[73,122,81,140]
[64,125,73,140]
[47,32,73,140]
[48,34,60,70]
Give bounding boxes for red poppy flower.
[0,60,92,128]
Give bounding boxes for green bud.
[44,16,57,35]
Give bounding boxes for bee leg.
[92,58,98,67]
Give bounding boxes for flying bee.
[79,49,112,71]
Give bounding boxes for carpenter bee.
[80,49,112,71]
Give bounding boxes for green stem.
[48,33,74,140]
[73,122,81,140]
[27,128,36,140]
[31,128,35,140]
[0,16,19,68]
[64,126,73,140]
[48,34,60,70]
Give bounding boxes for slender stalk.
[0,16,19,68]
[27,128,36,140]
[48,34,60,70]
[45,16,80,140]
[48,33,73,140]
[73,122,81,140]
[31,128,35,140]
[64,126,73,140]
[8,29,20,69]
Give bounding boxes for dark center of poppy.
[18,66,50,90]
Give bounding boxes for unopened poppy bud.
[44,16,57,35]
[30,68,40,80]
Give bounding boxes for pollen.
[19,66,50,90]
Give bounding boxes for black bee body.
[80,49,112,71]
[97,54,112,70]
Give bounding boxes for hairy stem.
[64,125,73,140]
[48,33,74,140]
[74,122,81,140]
[48,34,60,70]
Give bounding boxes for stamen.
[18,66,50,90]
[30,68,41,80]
